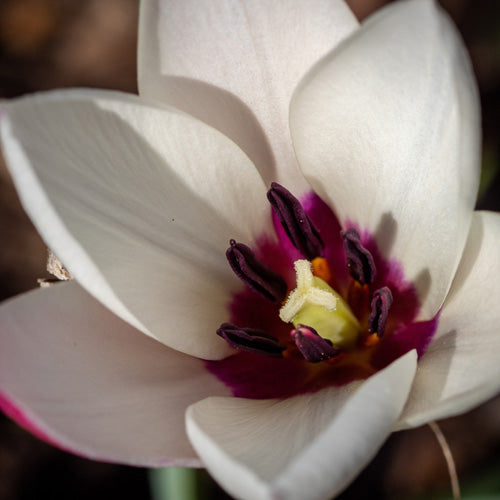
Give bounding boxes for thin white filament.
[428,421,461,500]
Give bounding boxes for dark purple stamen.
[267,182,324,260]
[291,324,340,363]
[368,287,393,337]
[226,240,287,302]
[217,323,286,357]
[341,228,376,285]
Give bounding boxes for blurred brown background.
[0,0,499,499]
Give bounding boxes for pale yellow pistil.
[280,260,361,349]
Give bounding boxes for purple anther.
[340,228,376,285]
[291,324,340,363]
[368,287,393,337]
[267,182,324,260]
[217,323,286,357]
[226,240,288,302]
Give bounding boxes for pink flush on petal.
[0,392,61,448]
[207,187,438,399]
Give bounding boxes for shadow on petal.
[144,75,277,186]
[413,268,432,309]
[397,329,457,429]
[444,215,484,304]
[372,211,433,315]
[374,211,397,257]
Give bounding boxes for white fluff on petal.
[138,0,359,192]
[0,281,230,466]
[0,89,269,359]
[290,0,481,319]
[186,351,417,500]
[398,212,500,428]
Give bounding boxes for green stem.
[149,467,199,500]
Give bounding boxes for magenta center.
[207,191,438,399]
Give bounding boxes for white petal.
[290,0,481,318]
[186,351,417,500]
[1,89,269,359]
[0,282,230,466]
[138,0,359,192]
[398,212,500,428]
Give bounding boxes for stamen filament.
[311,257,332,283]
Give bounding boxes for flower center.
[280,259,360,350]
[208,184,439,399]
